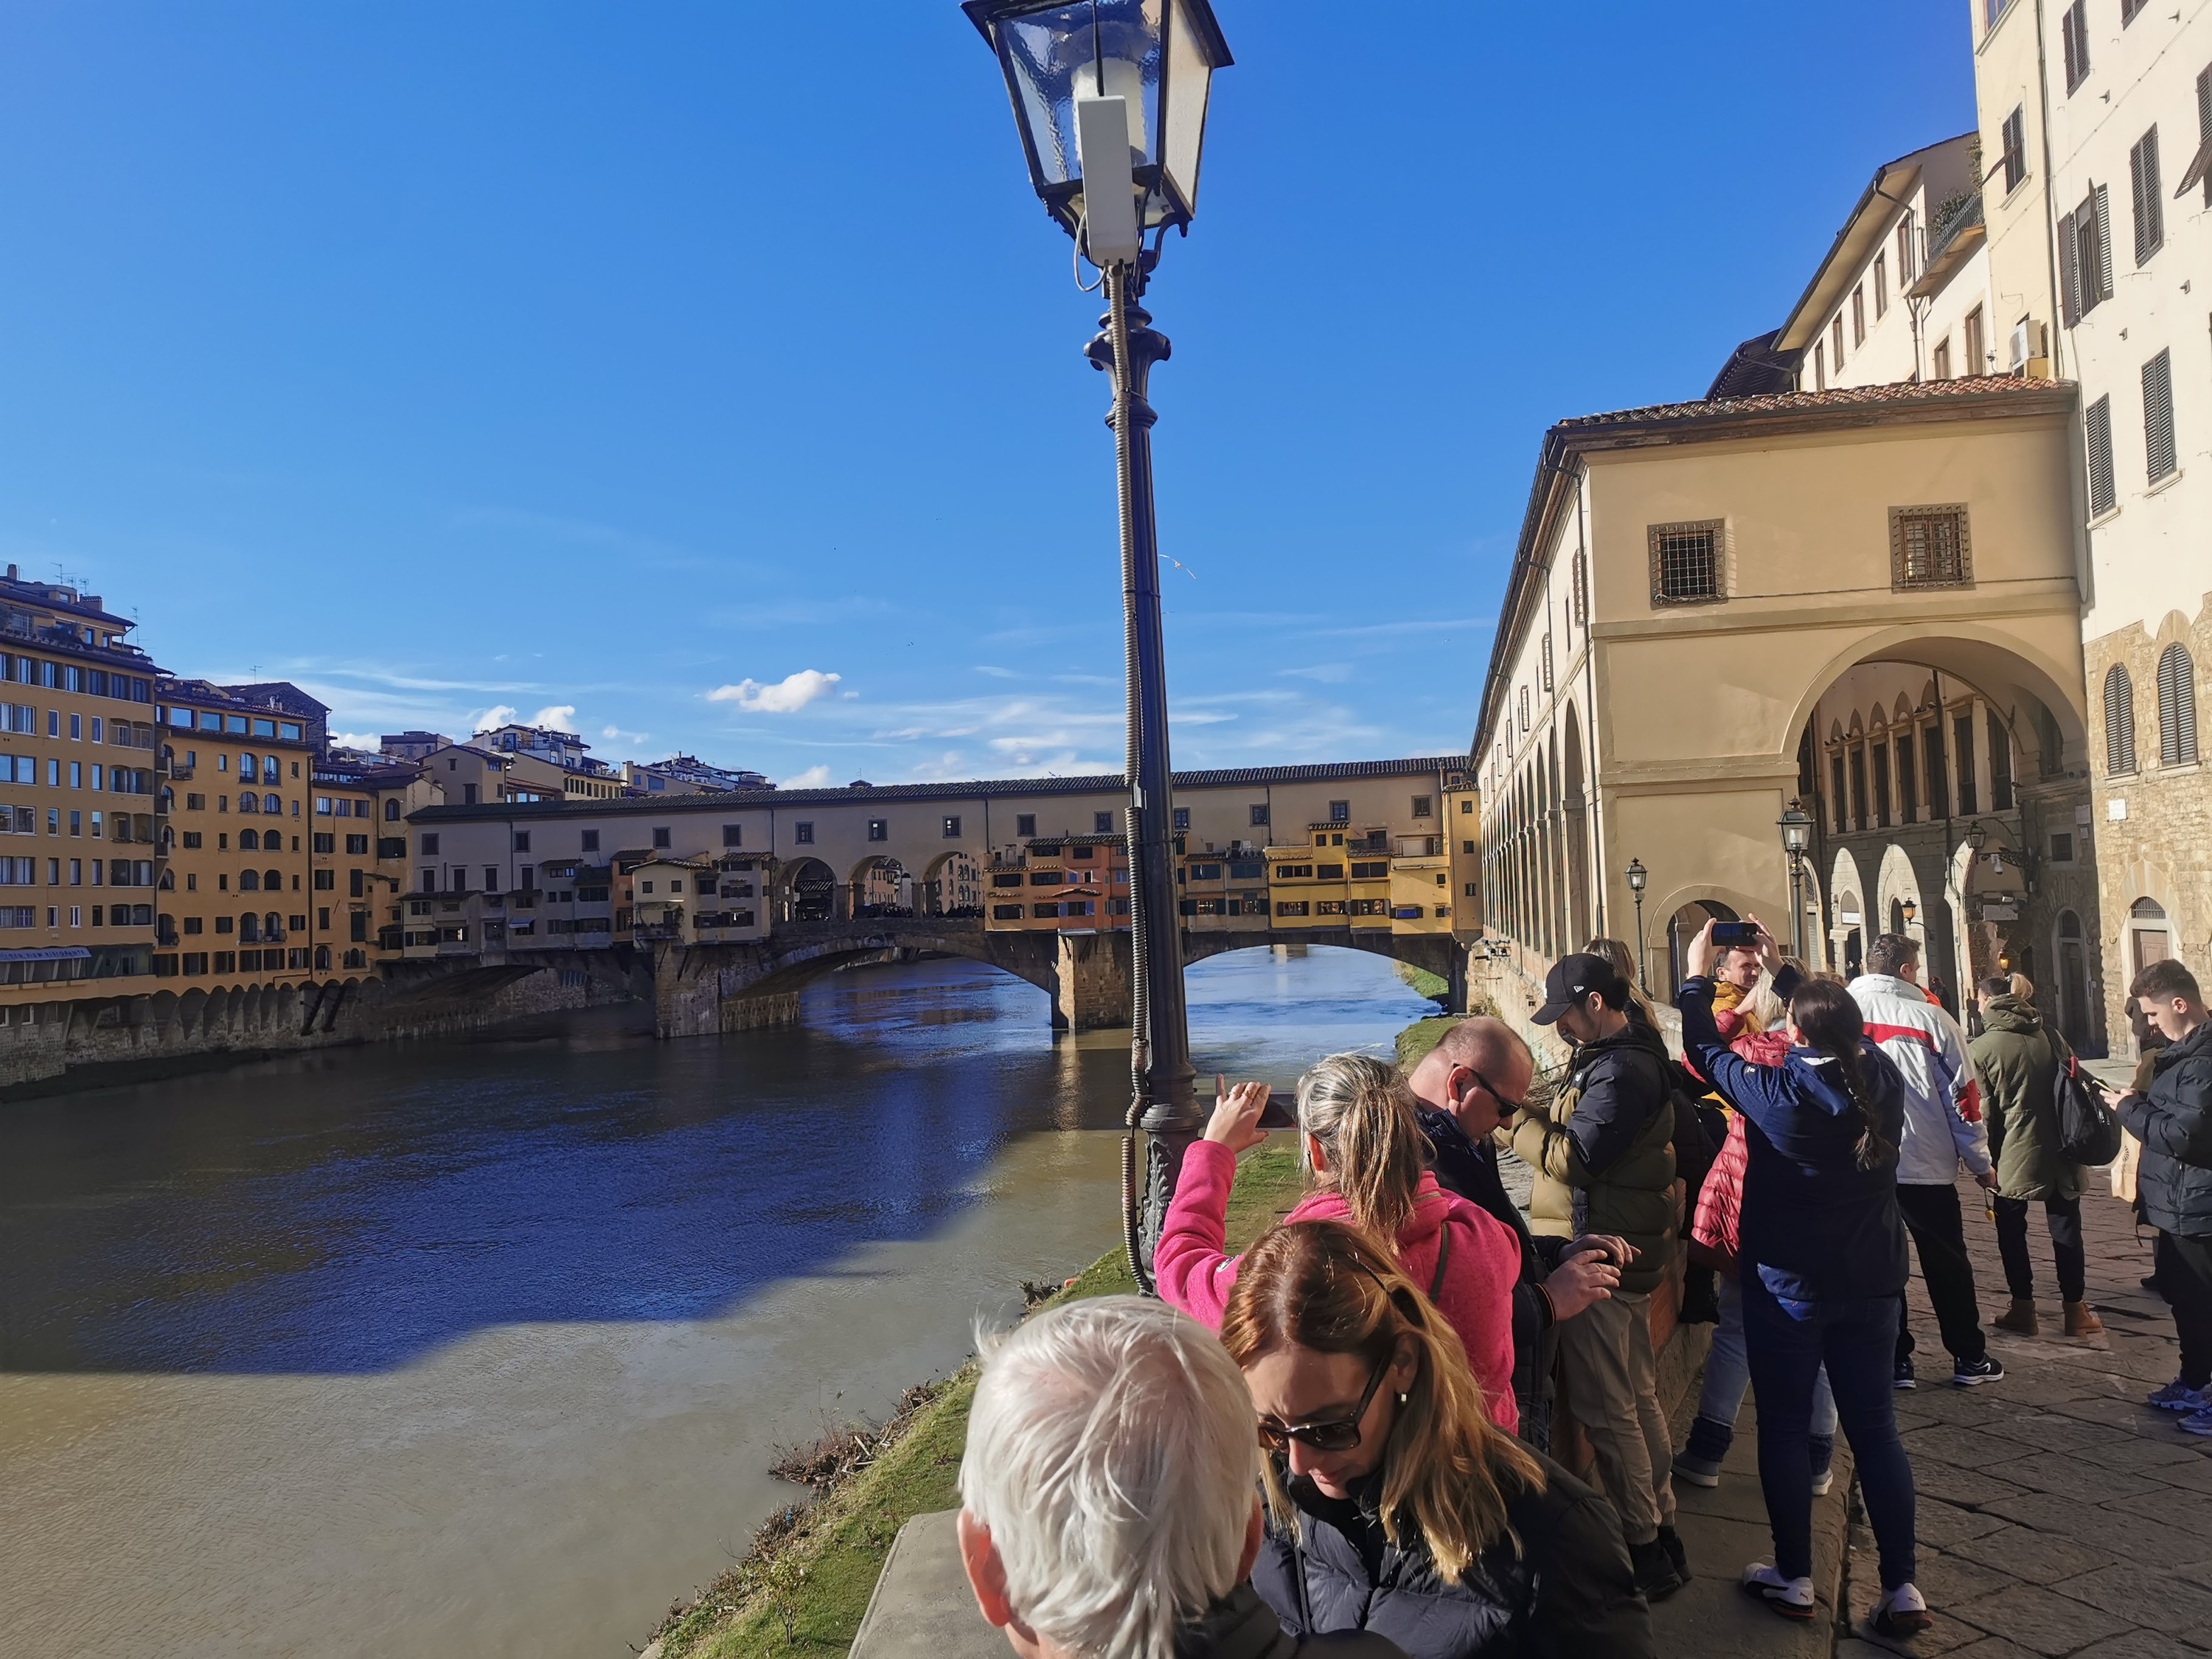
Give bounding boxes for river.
[0,945,1433,1659]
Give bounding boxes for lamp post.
[1778,799,1812,960]
[1902,897,1918,931]
[1624,858,1649,987]
[964,0,1233,1283]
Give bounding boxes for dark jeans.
[1894,1183,1987,1364]
[1993,1194,2085,1301]
[1743,1274,1918,1589]
[2159,1231,2212,1390]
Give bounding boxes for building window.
[794,821,814,844]
[2105,664,2138,775]
[2143,349,2177,483]
[2157,644,2198,765]
[1411,796,1433,818]
[512,831,530,853]
[1872,740,1891,827]
[1848,748,1868,832]
[1517,685,1531,730]
[1898,734,1918,820]
[419,833,439,855]
[1964,306,1985,375]
[722,824,742,847]
[1889,505,1973,588]
[1648,520,1724,605]
[2062,0,2090,92]
[581,829,599,852]
[1572,549,1588,625]
[1954,714,1979,815]
[1932,337,1952,380]
[1999,105,2026,195]
[1989,709,2015,810]
[942,815,961,838]
[867,818,887,842]
[1172,807,1189,830]
[2085,395,2116,516]
[1831,314,1845,370]
[1248,804,1269,828]
[1896,212,1916,282]
[1540,631,1554,691]
[1874,252,1888,319]
[2059,185,2112,324]
[2122,0,2147,21]
[2051,831,2075,863]
[1093,811,1113,834]
[1329,800,1350,823]
[1851,285,1866,345]
[2197,63,2212,208]
[652,827,671,849]
[2131,128,2164,265]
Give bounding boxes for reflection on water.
[0,946,1430,1659]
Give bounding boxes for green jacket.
[1969,995,2081,1201]
[1510,1019,1678,1294]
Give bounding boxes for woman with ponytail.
[1222,1218,1653,1658]
[1677,919,1929,1640]
[1156,1054,1523,1430]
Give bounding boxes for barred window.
[2086,395,2115,517]
[1541,631,1554,692]
[1889,506,1972,589]
[2105,664,2138,776]
[2157,644,2197,766]
[1572,549,1588,626]
[1648,521,1724,605]
[2144,349,2177,483]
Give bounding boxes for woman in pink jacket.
[1155,1051,1523,1432]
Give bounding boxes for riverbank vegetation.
[645,1140,1308,1659]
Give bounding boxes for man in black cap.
[1512,951,1686,1601]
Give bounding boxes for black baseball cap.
[1531,953,1620,1026]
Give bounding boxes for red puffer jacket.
[1689,1029,1792,1274]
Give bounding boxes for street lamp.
[964,0,1234,1286]
[1624,858,1649,987]
[1778,799,1812,959]
[1902,897,1918,930]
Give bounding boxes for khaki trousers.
[1557,1289,1675,1544]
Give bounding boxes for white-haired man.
[958,1295,1405,1659]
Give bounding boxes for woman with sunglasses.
[1157,1053,1524,1431]
[1221,1218,1654,1658]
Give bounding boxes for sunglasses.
[1459,1064,1526,1116]
[1256,1352,1393,1454]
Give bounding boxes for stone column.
[1971,697,1994,819]
[1054,931,1133,1032]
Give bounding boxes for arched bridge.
[646,918,1469,1038]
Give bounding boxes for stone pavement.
[1837,1147,2212,1658]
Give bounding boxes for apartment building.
[1968,0,2212,1040]
[627,754,771,794]
[478,722,628,800]
[155,680,318,986]
[309,771,380,973]
[0,570,167,1016]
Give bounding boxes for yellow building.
[156,681,316,987]
[0,571,167,1020]
[308,771,380,973]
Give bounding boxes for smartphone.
[1258,1091,1298,1130]
[1711,921,1761,947]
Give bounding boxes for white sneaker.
[1872,1582,1933,1638]
[1811,1467,1834,1497]
[1742,1562,1817,1621]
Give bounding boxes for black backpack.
[2048,1030,2121,1167]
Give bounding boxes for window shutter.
[2144,349,2177,482]
[2199,65,2212,206]
[2058,209,2081,326]
[2106,664,2137,776]
[2158,645,2197,766]
[2086,395,2115,517]
[2093,184,2114,301]
[2132,129,2163,264]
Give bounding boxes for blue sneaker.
[1894,1357,1916,1391]
[2149,1378,2211,1413]
[2182,1405,2212,1438]
[1952,1355,2005,1388]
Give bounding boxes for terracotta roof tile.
[1559,374,2060,430]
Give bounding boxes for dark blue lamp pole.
[962,0,1232,1282]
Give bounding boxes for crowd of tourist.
[950,920,2212,1659]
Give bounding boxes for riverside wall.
[0,956,653,1097]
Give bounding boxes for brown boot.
[2065,1301,2104,1337]
[1994,1298,2039,1336]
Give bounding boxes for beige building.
[1475,377,2096,1038]
[1966,0,2212,1039]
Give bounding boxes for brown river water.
[0,946,1433,1659]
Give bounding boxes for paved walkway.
[1839,1142,2212,1656]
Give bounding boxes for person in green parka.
[1969,975,2105,1338]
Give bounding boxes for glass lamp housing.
[1625,858,1647,894]
[963,0,1232,241]
[1778,801,1812,855]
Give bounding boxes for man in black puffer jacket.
[2115,959,2212,1433]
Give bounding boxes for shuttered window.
[1541,631,1554,692]
[2131,128,2163,265]
[2086,395,2116,517]
[2144,349,2177,483]
[2158,644,2197,767]
[2196,65,2212,207]
[2058,206,2080,327]
[2106,664,2138,776]
[1572,550,1587,627]
[2000,106,2026,193]
[2090,184,2112,305]
[2062,1,2090,93]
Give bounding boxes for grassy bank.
[648,1140,1309,1659]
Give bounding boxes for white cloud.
[781,764,834,788]
[529,703,577,730]
[601,724,621,739]
[1280,663,1354,684]
[470,703,518,731]
[330,731,382,751]
[707,669,842,713]
[973,664,1017,679]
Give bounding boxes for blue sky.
[0,3,1972,787]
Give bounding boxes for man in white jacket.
[1850,933,2005,1388]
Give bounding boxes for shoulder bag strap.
[1430,1217,1453,1300]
